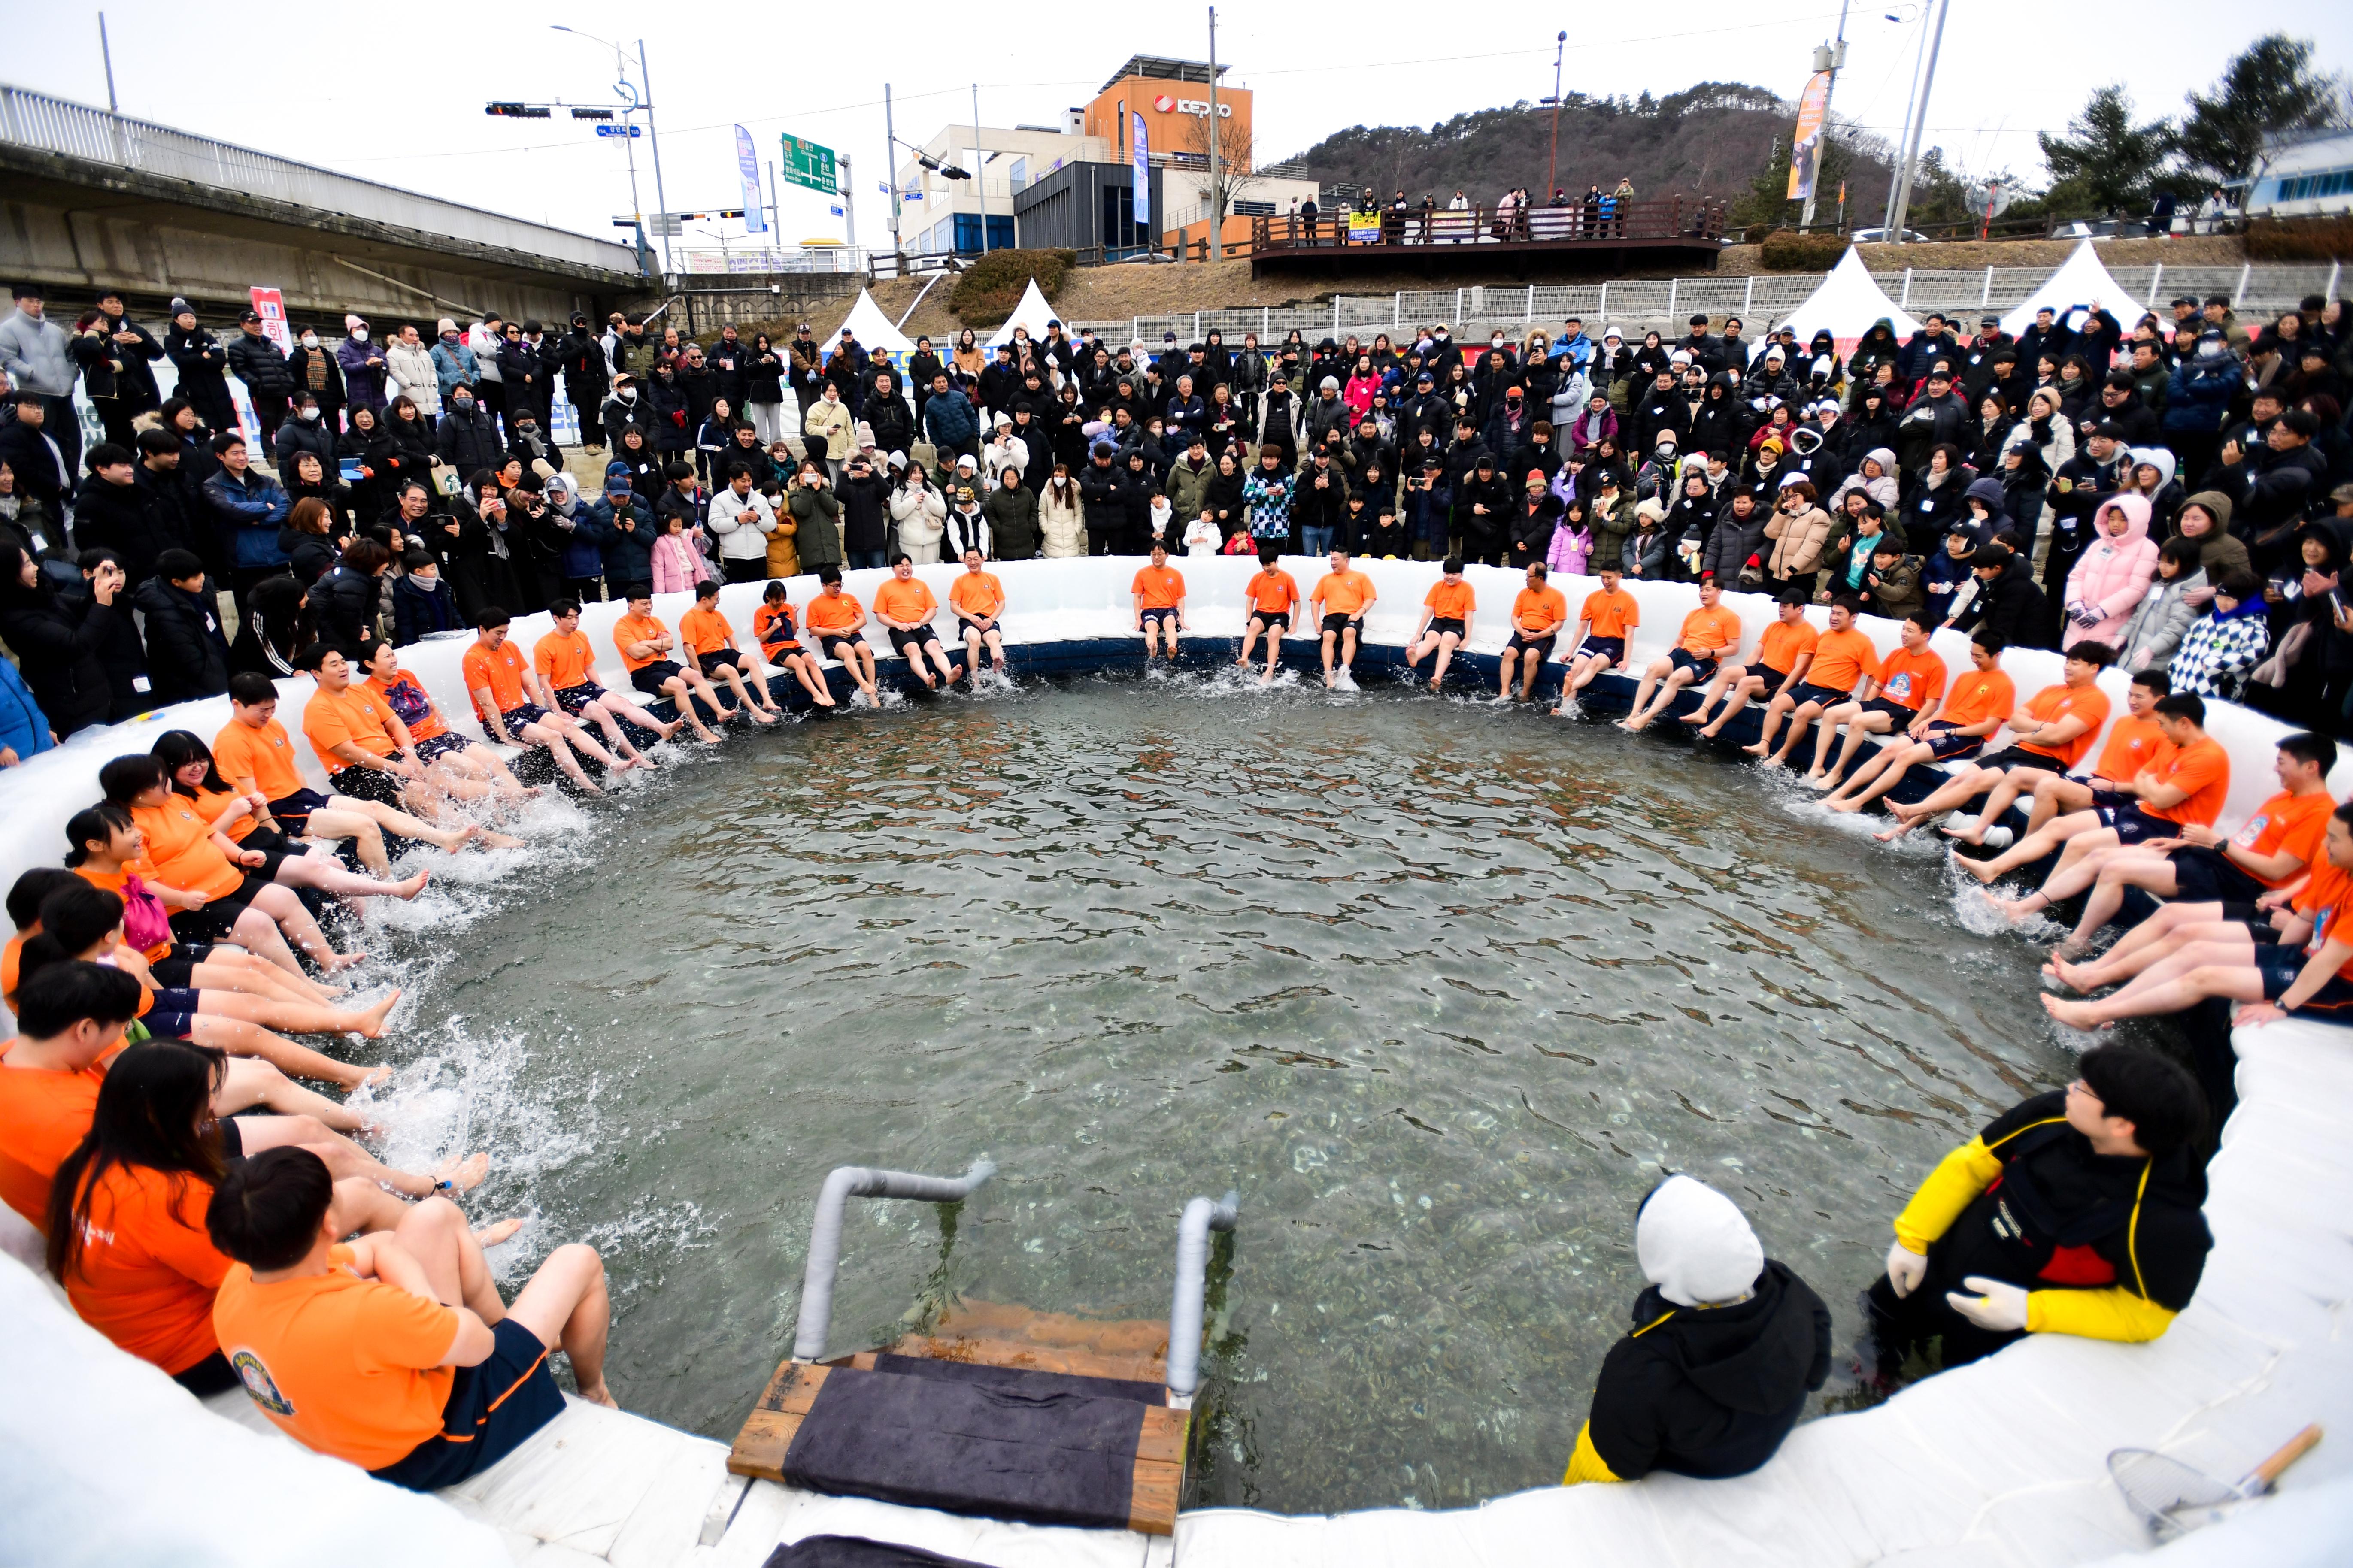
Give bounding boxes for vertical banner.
[248,286,291,354]
[1131,111,1151,231]
[736,125,767,233]
[1786,70,1831,201]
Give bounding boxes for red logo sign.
[1153,94,1176,113]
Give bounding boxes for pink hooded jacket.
[2061,491,2158,649]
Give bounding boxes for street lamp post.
[550,27,672,275]
[1546,30,1567,202]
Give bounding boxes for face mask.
[351,329,368,341]
[300,334,318,348]
[618,387,637,402]
[452,395,473,410]
[297,407,319,422]
[517,423,537,436]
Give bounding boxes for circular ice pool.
[340,671,2073,1515]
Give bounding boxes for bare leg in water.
[194,986,401,1042]
[188,946,343,1005]
[270,851,433,904]
[392,1198,617,1408]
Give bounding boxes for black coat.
[434,404,506,479]
[72,472,187,587]
[0,583,118,736]
[304,563,380,652]
[1950,554,2052,650]
[225,330,294,398]
[131,574,230,702]
[165,325,238,430]
[1078,461,1134,536]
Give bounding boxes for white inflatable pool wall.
[2,559,2349,1565]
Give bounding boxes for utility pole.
[97,13,119,113]
[1207,8,1222,263]
[840,154,857,253]
[1546,30,1567,200]
[1798,0,1848,233]
[1880,7,1929,235]
[640,40,673,275]
[1887,0,1948,241]
[971,84,988,254]
[766,160,781,251]
[885,83,904,262]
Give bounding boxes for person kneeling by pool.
[1562,1174,1831,1486]
[207,1144,615,1491]
[873,555,962,692]
[1864,1042,2211,1389]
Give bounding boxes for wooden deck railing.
[1252,197,1728,253]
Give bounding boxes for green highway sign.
[779,133,838,196]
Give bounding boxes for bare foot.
[655,720,683,741]
[474,1217,526,1247]
[2040,992,2111,1031]
[434,1153,491,1193]
[1757,754,1786,771]
[361,1063,395,1087]
[948,666,965,684]
[693,728,724,744]
[352,988,403,1039]
[1954,853,1999,885]
[571,778,607,797]
[1824,797,1862,814]
[445,823,482,855]
[2048,956,2094,993]
[1997,896,2050,926]
[1871,822,1910,842]
[1803,770,1833,790]
[575,1379,620,1410]
[1941,817,1985,843]
[632,754,661,770]
[714,707,739,722]
[1430,676,1443,693]
[324,949,370,973]
[394,869,431,899]
[1678,710,1710,726]
[813,691,837,708]
[749,707,779,726]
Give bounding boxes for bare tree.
[1180,113,1266,226]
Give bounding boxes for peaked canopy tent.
[985,279,1061,349]
[830,288,917,374]
[1998,239,2152,339]
[1772,247,1922,358]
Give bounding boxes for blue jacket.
[201,466,293,568]
[592,497,656,591]
[1550,332,1595,373]
[0,657,52,761]
[2162,354,2238,436]
[924,388,979,448]
[1401,473,1452,553]
[430,338,479,396]
[556,503,611,579]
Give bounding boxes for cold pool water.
[348,672,2074,1515]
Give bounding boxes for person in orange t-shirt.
[469,610,650,791]
[611,590,731,739]
[873,556,961,691]
[207,1144,615,1489]
[1959,690,2230,888]
[2038,803,2353,1033]
[682,580,785,719]
[532,599,682,761]
[752,580,837,709]
[1237,541,1300,683]
[1825,630,2015,815]
[1407,556,1477,691]
[1132,542,1188,664]
[1943,667,2171,847]
[804,566,881,705]
[1878,639,2121,843]
[1681,589,1816,739]
[0,963,141,1234]
[1498,561,1567,702]
[1747,597,1883,768]
[1621,579,1742,732]
[1309,547,1378,689]
[1807,611,1949,789]
[1554,563,1641,711]
[949,546,1010,681]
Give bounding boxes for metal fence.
[0,82,637,277]
[1064,260,2344,345]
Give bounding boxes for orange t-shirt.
[752,602,802,652]
[1316,570,1377,618]
[680,605,739,655]
[0,1056,107,1230]
[804,593,864,636]
[2294,860,2353,980]
[2092,714,2168,785]
[1424,580,1476,621]
[191,784,259,844]
[533,630,597,691]
[210,1244,461,1471]
[949,572,1005,619]
[130,798,244,901]
[1512,585,1569,635]
[63,1162,232,1375]
[1246,570,1299,616]
[460,639,530,717]
[1579,588,1638,639]
[2016,682,2111,768]
[212,717,303,802]
[303,683,399,772]
[872,578,939,626]
[1676,604,1741,657]
[1939,668,2016,729]
[1755,618,1819,676]
[2229,790,2336,889]
[1875,647,1947,711]
[613,612,670,671]
[1807,628,1881,694]
[1132,566,1185,610]
[0,936,23,1007]
[2141,737,2230,827]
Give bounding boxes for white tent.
[1998,239,2149,338]
[830,288,916,369]
[1773,246,1921,356]
[985,278,1059,348]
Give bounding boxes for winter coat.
[1896,464,1975,552]
[429,337,478,397]
[286,342,346,410]
[1763,502,1834,581]
[1039,484,1085,557]
[0,582,117,736]
[805,396,856,461]
[1699,502,1768,583]
[0,308,73,396]
[2117,566,2207,672]
[2169,602,2271,702]
[836,472,890,556]
[72,472,185,588]
[433,403,505,478]
[1865,554,1926,621]
[1510,492,1563,569]
[985,484,1041,560]
[649,530,710,595]
[2162,351,2238,440]
[923,388,980,449]
[2171,491,2250,582]
[390,570,461,645]
[1948,554,2051,650]
[384,341,441,415]
[129,575,230,703]
[1590,492,1637,573]
[0,657,51,763]
[787,483,843,570]
[338,336,388,412]
[645,372,692,452]
[1827,449,1900,515]
[601,391,657,453]
[891,482,949,564]
[225,330,295,399]
[303,563,380,652]
[88,324,162,408]
[705,487,778,563]
[2060,493,2159,648]
[164,324,238,429]
[201,466,293,569]
[1546,518,1595,575]
[1165,457,1216,524]
[944,504,991,561]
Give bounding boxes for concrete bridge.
[0,83,643,327]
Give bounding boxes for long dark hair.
[63,802,134,868]
[154,730,229,797]
[46,1039,228,1284]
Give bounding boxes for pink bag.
[118,872,176,954]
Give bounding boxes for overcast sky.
[14,1,2349,250]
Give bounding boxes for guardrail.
[1252,196,1731,254]
[0,82,637,276]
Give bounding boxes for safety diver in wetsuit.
[1563,1174,1832,1485]
[1865,1042,2212,1385]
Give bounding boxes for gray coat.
[0,308,74,396]
[2118,567,2207,673]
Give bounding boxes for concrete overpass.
[0,83,643,328]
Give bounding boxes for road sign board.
[779,133,838,195]
[594,124,642,139]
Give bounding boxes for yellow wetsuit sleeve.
[2026,1286,2179,1342]
[1891,1136,2002,1253]
[1561,1421,1624,1486]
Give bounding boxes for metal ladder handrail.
[791,1158,995,1363]
[1166,1191,1240,1400]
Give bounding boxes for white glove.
[1946,1275,2029,1332]
[1885,1240,1928,1299]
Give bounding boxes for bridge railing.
[0,83,637,277]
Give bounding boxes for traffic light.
[915,153,970,181]
[570,107,614,121]
[485,102,551,118]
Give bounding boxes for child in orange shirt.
[752,580,836,708]
[1407,556,1476,691]
[1237,542,1299,684]
[681,581,783,721]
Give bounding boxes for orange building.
[1081,56,1253,174]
